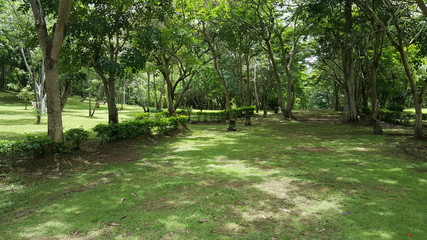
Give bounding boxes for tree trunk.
[94,66,118,123]
[244,52,252,126]
[60,80,72,110]
[163,72,175,114]
[342,0,358,123]
[30,0,72,143]
[398,47,424,138]
[333,81,340,111]
[253,64,260,113]
[265,38,285,118]
[45,61,64,142]
[147,72,151,112]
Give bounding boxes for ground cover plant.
[1,112,426,240]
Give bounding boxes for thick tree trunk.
[30,0,72,143]
[342,0,358,123]
[45,61,64,142]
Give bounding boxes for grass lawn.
[1,110,426,239]
[0,92,143,140]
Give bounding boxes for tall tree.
[356,0,427,138]
[29,0,73,142]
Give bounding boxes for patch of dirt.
[294,146,333,153]
[412,168,427,173]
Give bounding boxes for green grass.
[1,91,426,239]
[0,92,143,140]
[1,113,426,239]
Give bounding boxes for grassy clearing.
[1,113,426,239]
[0,92,143,140]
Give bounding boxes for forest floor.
[1,111,427,240]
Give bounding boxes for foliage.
[93,120,154,143]
[64,127,89,150]
[155,115,188,134]
[188,107,256,122]
[135,112,151,120]
[17,85,34,108]
[0,135,54,173]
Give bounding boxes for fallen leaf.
[120,197,126,203]
[131,193,137,197]
[198,219,208,223]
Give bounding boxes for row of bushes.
[189,107,256,122]
[1,115,188,173]
[93,115,188,142]
[0,129,89,173]
[378,109,427,125]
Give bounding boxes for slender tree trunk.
[333,81,340,111]
[277,33,296,120]
[253,64,260,113]
[244,52,252,126]
[265,38,285,118]
[398,47,424,138]
[147,72,151,112]
[89,92,92,117]
[94,66,118,123]
[162,70,175,114]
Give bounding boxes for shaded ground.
[1,112,426,240]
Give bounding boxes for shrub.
[135,112,151,120]
[0,135,54,173]
[155,115,188,134]
[93,120,153,142]
[65,128,89,150]
[379,109,406,125]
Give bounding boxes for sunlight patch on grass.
[255,179,299,199]
[160,215,187,231]
[206,161,276,178]
[378,179,398,185]
[19,220,69,239]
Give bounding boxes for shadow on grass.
[1,117,426,239]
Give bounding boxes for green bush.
[65,128,89,150]
[379,109,407,125]
[135,112,151,120]
[93,120,153,142]
[191,107,255,122]
[155,115,188,134]
[0,135,54,173]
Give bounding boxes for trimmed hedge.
[93,120,154,142]
[93,115,188,142]
[191,106,256,122]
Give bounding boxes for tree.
[355,0,427,138]
[29,0,73,142]
[68,0,170,123]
